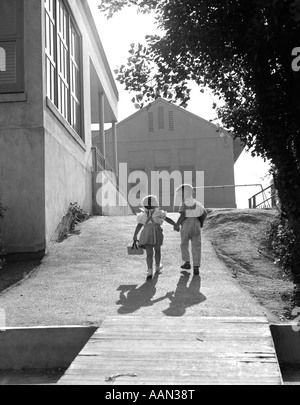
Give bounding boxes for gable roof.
[112,97,219,131]
[105,98,244,159]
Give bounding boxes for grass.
[204,209,298,321]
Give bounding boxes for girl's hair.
[142,195,159,210]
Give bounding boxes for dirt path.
[0,215,267,327]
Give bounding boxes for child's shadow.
[163,271,206,317]
[117,274,171,314]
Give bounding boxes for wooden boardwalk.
[58,317,283,385]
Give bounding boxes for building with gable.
[103,98,244,210]
[0,0,119,255]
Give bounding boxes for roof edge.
[81,0,119,100]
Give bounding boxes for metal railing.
[248,184,279,209]
[91,146,128,201]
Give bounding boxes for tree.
[98,0,300,274]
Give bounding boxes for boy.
[174,184,207,276]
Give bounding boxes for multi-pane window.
[45,0,82,137]
[0,0,24,93]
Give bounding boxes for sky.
[88,1,271,208]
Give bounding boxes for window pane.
[0,42,17,85]
[0,0,18,37]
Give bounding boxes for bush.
[267,215,299,275]
[68,203,89,231]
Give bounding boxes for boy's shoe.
[147,269,153,280]
[181,262,191,270]
[155,264,163,274]
[194,267,200,276]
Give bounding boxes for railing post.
[271,185,276,208]
[112,121,118,176]
[98,92,106,170]
[92,147,96,173]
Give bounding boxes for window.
[148,112,154,132]
[158,107,164,130]
[169,111,174,131]
[45,0,82,137]
[0,0,24,93]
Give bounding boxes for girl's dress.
[137,209,167,247]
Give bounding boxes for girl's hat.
[142,195,159,208]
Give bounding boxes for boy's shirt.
[179,198,205,218]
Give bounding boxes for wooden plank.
[58,317,283,386]
[60,371,282,381]
[71,355,278,366]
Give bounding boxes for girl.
[133,195,176,280]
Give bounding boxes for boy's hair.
[176,184,194,199]
[142,195,159,209]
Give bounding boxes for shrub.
[267,215,299,275]
[68,202,89,231]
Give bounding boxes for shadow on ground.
[163,271,207,317]
[117,271,206,317]
[0,261,41,294]
[116,273,173,314]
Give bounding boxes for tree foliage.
[267,215,298,274]
[98,0,300,273]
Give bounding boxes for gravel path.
[0,215,265,327]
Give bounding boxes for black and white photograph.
[0,0,300,388]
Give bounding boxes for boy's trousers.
[180,218,202,267]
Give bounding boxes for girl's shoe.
[147,269,153,280]
[194,267,200,276]
[155,264,163,274]
[181,262,191,270]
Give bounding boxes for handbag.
[127,240,144,256]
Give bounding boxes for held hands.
[174,224,180,232]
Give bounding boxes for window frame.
[0,0,24,94]
[45,0,84,140]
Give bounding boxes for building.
[0,0,119,256]
[104,98,244,210]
